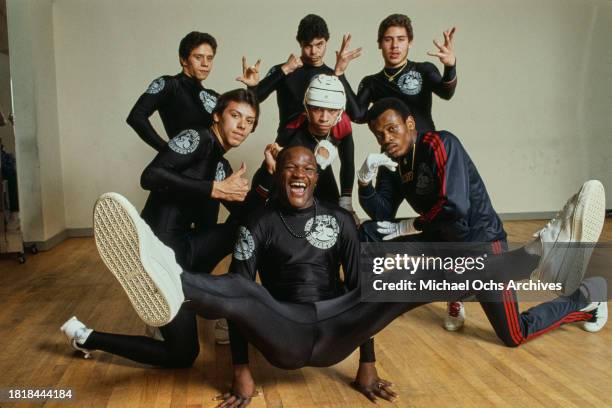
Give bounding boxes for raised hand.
[357,153,398,185]
[264,143,283,174]
[334,34,363,76]
[212,163,249,201]
[427,27,456,67]
[281,53,303,75]
[236,57,262,87]
[314,139,338,170]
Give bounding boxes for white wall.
[7,0,65,241]
[10,0,612,232]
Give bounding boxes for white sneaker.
[529,180,605,295]
[579,277,608,333]
[214,319,230,345]
[93,192,184,327]
[60,316,93,359]
[444,302,465,331]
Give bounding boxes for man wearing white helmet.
[250,74,358,220]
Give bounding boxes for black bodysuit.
[226,199,375,365]
[347,62,457,132]
[127,73,219,151]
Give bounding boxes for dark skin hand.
[215,365,259,408]
[352,362,398,403]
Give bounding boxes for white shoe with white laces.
[528,180,605,295]
[93,193,184,327]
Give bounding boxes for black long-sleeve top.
[140,127,262,236]
[359,131,505,242]
[228,199,375,364]
[127,72,219,151]
[346,62,457,132]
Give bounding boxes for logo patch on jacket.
[215,162,226,181]
[416,163,435,195]
[169,129,200,154]
[234,226,255,260]
[146,77,165,94]
[200,91,217,113]
[398,70,422,96]
[305,215,340,249]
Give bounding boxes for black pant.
[83,223,237,367]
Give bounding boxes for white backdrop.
[8,0,612,240]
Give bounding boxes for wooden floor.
[0,220,611,408]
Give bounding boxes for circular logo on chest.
[168,129,200,155]
[305,215,340,249]
[397,70,423,96]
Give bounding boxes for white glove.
[358,153,398,184]
[376,219,420,241]
[314,139,338,170]
[338,196,353,212]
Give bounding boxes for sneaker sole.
[558,180,606,295]
[93,193,182,327]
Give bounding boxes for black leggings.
[83,223,236,367]
[180,244,592,370]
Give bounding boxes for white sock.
[75,328,93,345]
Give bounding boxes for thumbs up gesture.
[211,163,250,201]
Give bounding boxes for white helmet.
[304,74,346,110]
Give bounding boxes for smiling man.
[127,31,220,151]
[84,147,606,407]
[251,75,357,216]
[224,146,392,406]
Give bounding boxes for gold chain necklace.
[383,60,408,82]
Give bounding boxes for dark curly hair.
[377,14,414,44]
[366,97,413,124]
[212,89,260,131]
[296,14,330,43]
[179,31,217,61]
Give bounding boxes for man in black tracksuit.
[127,31,220,151]
[357,97,603,348]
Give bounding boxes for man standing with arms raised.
[127,31,220,151]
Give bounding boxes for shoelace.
[532,194,576,238]
[448,302,462,318]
